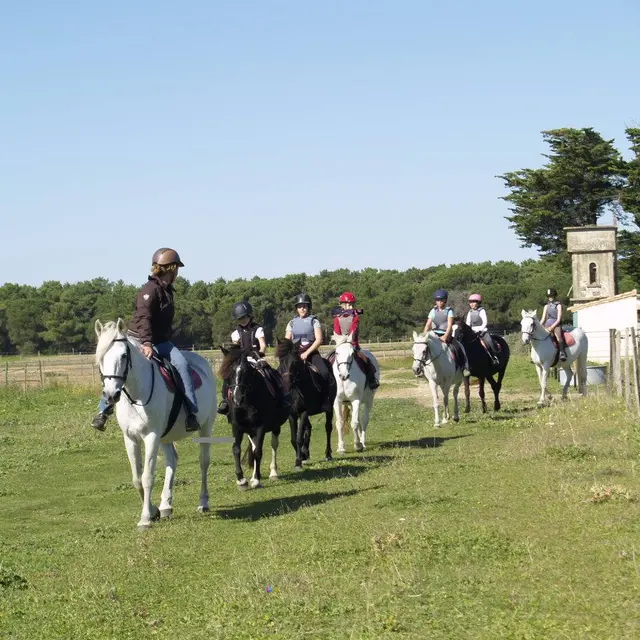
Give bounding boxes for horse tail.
[576,343,588,396]
[341,403,350,425]
[241,441,255,467]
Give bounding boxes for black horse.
[219,346,290,489]
[276,339,337,470]
[453,319,510,413]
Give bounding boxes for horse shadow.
[377,434,472,449]
[215,486,382,521]
[283,455,394,482]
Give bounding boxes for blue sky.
[2,0,638,286]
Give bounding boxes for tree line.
[0,259,577,354]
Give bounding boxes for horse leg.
[428,378,441,428]
[324,407,333,461]
[289,415,298,454]
[233,432,248,490]
[159,442,177,518]
[441,382,451,425]
[294,412,306,471]
[561,365,573,400]
[351,398,363,452]
[301,415,311,463]
[359,401,371,450]
[123,434,143,502]
[479,377,487,413]
[577,351,588,396]
[334,397,345,454]
[486,374,498,411]
[250,429,264,489]
[537,365,550,407]
[138,432,161,530]
[269,431,279,479]
[197,438,211,513]
[463,375,471,413]
[452,382,461,423]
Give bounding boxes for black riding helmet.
[295,293,312,309]
[547,288,558,297]
[232,301,253,321]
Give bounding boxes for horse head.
[332,333,355,381]
[219,345,256,408]
[412,331,429,376]
[451,317,472,342]
[95,318,130,405]
[520,309,539,345]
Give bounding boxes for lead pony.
[412,331,463,427]
[95,319,216,529]
[520,310,588,406]
[331,333,380,452]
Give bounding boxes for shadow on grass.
[499,406,537,415]
[283,455,394,482]
[377,434,472,449]
[216,486,382,521]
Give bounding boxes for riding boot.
[91,412,108,432]
[367,361,379,389]
[217,401,229,415]
[489,349,500,367]
[185,413,200,432]
[559,339,567,361]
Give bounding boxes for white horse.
[520,310,588,406]
[95,319,217,529]
[331,334,380,453]
[412,331,463,427]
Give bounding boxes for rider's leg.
[91,394,114,431]
[356,348,379,389]
[155,341,200,430]
[217,379,230,415]
[482,331,500,365]
[309,352,329,380]
[452,338,471,377]
[553,327,567,360]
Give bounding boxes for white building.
[568,290,639,362]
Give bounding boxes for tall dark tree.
[619,128,640,286]
[498,128,625,256]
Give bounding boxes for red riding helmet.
[339,292,356,303]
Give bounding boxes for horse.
[331,333,380,453]
[452,319,510,413]
[412,331,464,428]
[218,346,290,489]
[94,319,216,530]
[520,310,588,406]
[276,338,336,470]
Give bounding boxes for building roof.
[568,289,638,312]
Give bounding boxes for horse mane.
[219,345,245,381]
[95,321,127,364]
[332,333,350,346]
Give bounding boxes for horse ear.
[95,319,103,337]
[116,318,126,333]
[330,333,337,344]
[412,331,418,341]
[521,310,526,318]
[346,334,353,343]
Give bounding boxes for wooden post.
[92,364,96,384]
[631,327,640,418]
[4,362,7,385]
[624,329,631,408]
[39,360,44,387]
[23,365,28,392]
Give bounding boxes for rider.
[332,291,379,388]
[91,248,200,432]
[466,293,500,366]
[541,287,567,361]
[423,289,470,377]
[285,293,329,381]
[217,301,267,415]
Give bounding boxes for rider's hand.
[439,336,447,343]
[140,344,154,359]
[300,351,309,361]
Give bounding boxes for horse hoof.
[301,458,312,466]
[464,408,470,414]
[151,506,161,521]
[250,480,262,489]
[337,448,346,455]
[160,508,173,519]
[137,522,152,531]
[325,456,333,462]
[237,479,249,491]
[354,444,364,452]
[197,506,210,514]
[269,472,278,480]
[294,465,303,472]
[453,416,460,423]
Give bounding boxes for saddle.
[326,350,370,376]
[155,359,203,393]
[550,329,576,349]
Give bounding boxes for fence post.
[39,360,44,387]
[624,329,631,408]
[4,362,7,385]
[631,327,640,418]
[23,365,28,392]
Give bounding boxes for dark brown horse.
[453,319,510,413]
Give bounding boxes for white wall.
[575,296,638,362]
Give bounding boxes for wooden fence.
[609,328,640,417]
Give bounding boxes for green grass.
[0,357,639,639]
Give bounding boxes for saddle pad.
[159,364,202,393]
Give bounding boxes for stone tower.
[565,225,617,305]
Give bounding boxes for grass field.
[0,356,639,639]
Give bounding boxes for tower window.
[589,262,597,285]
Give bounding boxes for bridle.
[100,338,155,407]
[521,318,551,343]
[335,344,354,378]
[413,339,442,374]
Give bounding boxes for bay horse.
[520,310,588,406]
[412,331,464,428]
[276,339,336,470]
[331,333,380,453]
[218,346,290,489]
[452,319,510,413]
[95,319,216,530]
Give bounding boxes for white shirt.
[231,326,265,343]
[466,308,488,333]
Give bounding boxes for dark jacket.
[129,276,175,345]
[237,322,262,354]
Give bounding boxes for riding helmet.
[434,289,449,300]
[468,293,482,303]
[232,301,254,321]
[151,247,184,267]
[295,293,312,308]
[339,291,356,303]
[547,288,558,297]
